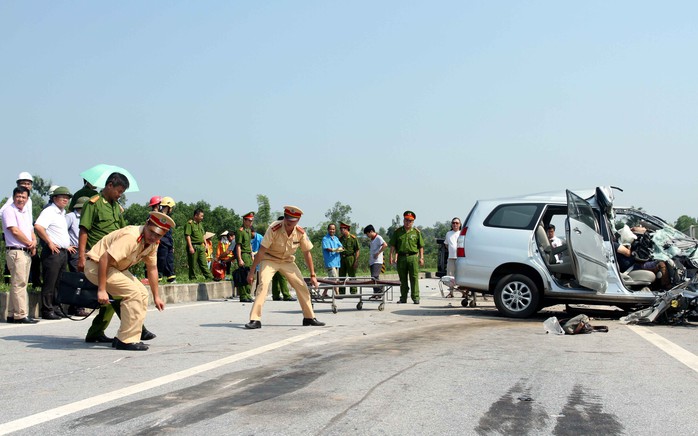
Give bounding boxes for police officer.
[185,208,213,281]
[389,211,425,304]
[157,196,177,283]
[235,212,255,302]
[244,206,324,329]
[338,222,360,294]
[85,211,174,351]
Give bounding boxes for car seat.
[535,225,574,275]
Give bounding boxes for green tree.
[324,201,354,232]
[674,215,698,235]
[256,194,271,231]
[123,203,150,226]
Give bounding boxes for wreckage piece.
[620,283,698,325]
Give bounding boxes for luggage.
[57,272,101,310]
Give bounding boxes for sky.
[2,1,697,231]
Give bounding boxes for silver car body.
[454,187,659,317]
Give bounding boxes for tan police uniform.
[84,226,159,344]
[249,220,316,321]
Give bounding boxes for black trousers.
[41,248,67,314]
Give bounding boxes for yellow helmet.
[160,196,176,208]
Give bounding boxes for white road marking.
[0,330,326,435]
[626,325,698,373]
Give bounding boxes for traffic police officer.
[244,206,324,329]
[389,211,425,304]
[338,221,360,294]
[235,212,255,302]
[185,208,213,281]
[85,211,175,351]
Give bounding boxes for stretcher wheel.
[356,302,363,310]
[469,299,476,308]
[461,299,469,307]
[378,303,385,311]
[332,304,337,314]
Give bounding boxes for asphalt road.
[1,278,697,435]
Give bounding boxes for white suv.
[454,187,697,318]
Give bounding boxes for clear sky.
[2,1,697,230]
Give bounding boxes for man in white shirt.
[547,224,563,263]
[443,217,462,297]
[363,225,387,299]
[34,187,74,319]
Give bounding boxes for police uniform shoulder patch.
[89,195,100,203]
[271,223,282,232]
[350,234,356,239]
[187,219,193,224]
[239,227,244,231]
[119,205,124,213]
[296,226,305,234]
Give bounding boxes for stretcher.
[305,276,400,313]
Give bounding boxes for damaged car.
[454,186,698,318]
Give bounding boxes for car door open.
[566,190,608,293]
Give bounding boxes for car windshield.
[613,208,698,262]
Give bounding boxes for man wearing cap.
[80,172,157,343]
[2,186,38,323]
[68,179,98,212]
[235,212,255,302]
[185,208,213,281]
[389,211,425,304]
[338,222,360,295]
[34,186,74,319]
[83,212,174,351]
[244,206,325,329]
[156,196,177,283]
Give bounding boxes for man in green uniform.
[185,208,213,281]
[68,179,98,212]
[235,212,255,302]
[389,211,425,304]
[79,172,156,343]
[338,222,360,294]
[271,272,296,301]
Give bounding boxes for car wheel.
[493,274,540,318]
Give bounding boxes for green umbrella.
[80,164,140,193]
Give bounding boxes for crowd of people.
[2,170,432,351]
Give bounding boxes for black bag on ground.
[232,266,250,287]
[58,272,100,309]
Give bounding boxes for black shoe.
[85,333,113,343]
[245,320,262,329]
[55,310,69,318]
[113,338,149,351]
[302,318,325,327]
[6,317,13,323]
[240,298,253,303]
[74,308,90,317]
[140,328,156,341]
[12,317,39,324]
[397,299,407,304]
[42,312,61,320]
[283,297,297,301]
[272,297,282,301]
[413,299,420,304]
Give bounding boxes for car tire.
[493,274,540,318]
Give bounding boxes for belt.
[398,252,418,256]
[6,246,31,252]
